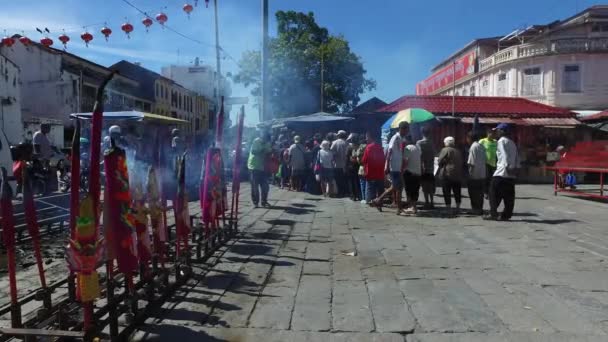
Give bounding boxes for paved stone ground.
[133,184,608,341]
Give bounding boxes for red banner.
[416,51,477,95]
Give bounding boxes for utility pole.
[451,60,456,116]
[214,0,222,114]
[261,0,269,122]
[320,50,324,112]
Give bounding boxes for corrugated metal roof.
[579,110,608,122]
[516,118,581,126]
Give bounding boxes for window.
[470,86,475,97]
[155,84,159,98]
[497,73,508,96]
[591,23,608,32]
[522,67,542,96]
[562,64,581,93]
[481,79,489,96]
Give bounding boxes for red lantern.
[19,36,32,46]
[183,4,194,18]
[58,34,70,49]
[81,31,93,47]
[40,37,53,47]
[1,36,15,48]
[156,12,168,26]
[101,26,112,41]
[142,17,153,32]
[121,23,134,38]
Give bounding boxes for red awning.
[460,117,580,126]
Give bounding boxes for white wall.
[0,54,23,145]
[1,44,79,126]
[439,53,608,110]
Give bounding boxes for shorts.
[403,171,421,201]
[390,171,403,188]
[320,167,334,182]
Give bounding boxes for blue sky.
[1,0,600,125]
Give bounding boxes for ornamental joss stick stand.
[85,71,115,336]
[230,108,246,232]
[0,168,21,328]
[67,120,81,301]
[133,184,152,278]
[148,167,167,268]
[175,153,191,263]
[22,165,50,309]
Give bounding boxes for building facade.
[0,53,23,145]
[416,6,608,111]
[161,58,231,119]
[113,60,211,135]
[1,40,152,146]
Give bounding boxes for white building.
[1,40,153,146]
[416,6,608,111]
[161,58,232,113]
[0,53,23,145]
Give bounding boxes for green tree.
[233,11,376,119]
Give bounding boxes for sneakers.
[262,202,271,208]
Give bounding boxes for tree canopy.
[233,11,376,119]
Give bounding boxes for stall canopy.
[70,111,188,124]
[283,112,353,124]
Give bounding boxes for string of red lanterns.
[1,1,206,49]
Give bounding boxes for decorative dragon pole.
[69,120,81,239]
[174,153,191,260]
[104,139,139,317]
[22,162,49,306]
[65,196,105,332]
[1,168,21,328]
[82,72,116,332]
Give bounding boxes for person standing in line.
[32,123,53,162]
[248,132,272,208]
[416,125,436,209]
[355,136,368,203]
[479,128,498,198]
[361,132,385,206]
[373,121,409,215]
[403,137,422,215]
[346,134,362,201]
[331,130,349,197]
[485,123,519,221]
[318,140,336,197]
[437,136,464,214]
[466,131,487,215]
[288,135,306,191]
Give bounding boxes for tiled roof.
[579,110,608,122]
[350,97,387,114]
[379,95,575,118]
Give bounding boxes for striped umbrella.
[389,108,435,128]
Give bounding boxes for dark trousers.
[467,179,485,213]
[334,168,347,197]
[489,176,515,220]
[484,165,496,195]
[250,169,269,205]
[366,179,385,203]
[442,180,462,206]
[348,170,361,200]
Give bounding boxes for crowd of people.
[247,122,519,221]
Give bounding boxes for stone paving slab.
[132,184,608,340]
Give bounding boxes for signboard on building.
[416,51,477,95]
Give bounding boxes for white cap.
[109,125,121,135]
[444,136,455,146]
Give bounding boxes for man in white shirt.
[403,137,422,215]
[485,123,518,221]
[373,121,409,214]
[466,131,487,215]
[331,130,349,197]
[32,124,53,161]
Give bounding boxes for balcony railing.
[479,37,608,72]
